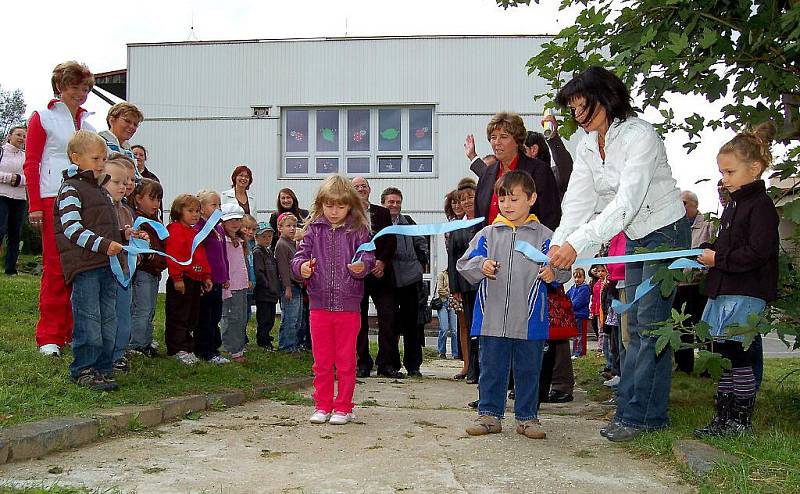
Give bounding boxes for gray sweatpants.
[221,289,248,355]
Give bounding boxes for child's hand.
[481,259,499,279]
[123,225,133,240]
[347,261,365,275]
[107,241,124,256]
[174,280,186,294]
[538,265,556,283]
[248,282,253,290]
[698,248,716,267]
[284,286,293,300]
[202,279,213,292]
[223,281,230,290]
[300,258,316,279]
[131,229,149,242]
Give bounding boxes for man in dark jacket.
[382,187,428,377]
[352,176,401,378]
[253,223,280,350]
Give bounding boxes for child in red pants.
[292,176,375,425]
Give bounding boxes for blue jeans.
[478,336,545,420]
[437,300,458,357]
[69,267,118,378]
[615,219,690,430]
[130,271,160,348]
[112,281,132,363]
[278,285,304,351]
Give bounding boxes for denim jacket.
[291,215,375,312]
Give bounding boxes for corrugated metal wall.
[126,35,573,278]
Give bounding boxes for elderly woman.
[100,103,143,170]
[472,112,562,230]
[0,125,27,275]
[221,165,256,216]
[547,66,690,442]
[23,61,96,356]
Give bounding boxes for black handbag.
[430,278,443,311]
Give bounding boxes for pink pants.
[310,310,361,414]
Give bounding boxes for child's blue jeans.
[69,267,118,379]
[130,271,160,349]
[478,335,545,421]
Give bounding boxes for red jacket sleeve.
[23,112,46,212]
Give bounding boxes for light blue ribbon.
[110,209,223,287]
[513,241,706,314]
[352,216,485,262]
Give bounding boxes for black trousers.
[165,276,202,355]
[461,290,479,381]
[357,275,398,373]
[672,284,706,373]
[394,283,423,373]
[195,283,223,360]
[255,300,277,348]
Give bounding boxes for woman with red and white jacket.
[23,61,96,356]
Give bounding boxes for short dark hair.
[380,187,403,204]
[555,66,635,128]
[231,165,253,189]
[524,131,550,165]
[494,170,536,198]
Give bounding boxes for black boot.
[726,396,755,435]
[694,392,734,438]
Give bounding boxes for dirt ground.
[0,359,691,493]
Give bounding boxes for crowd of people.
[4,60,779,438]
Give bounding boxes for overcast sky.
[2,0,733,213]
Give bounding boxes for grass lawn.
[0,265,313,429]
[572,351,800,493]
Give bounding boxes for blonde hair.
[104,159,129,175]
[107,153,135,171]
[486,112,527,155]
[106,102,144,127]
[242,214,257,228]
[67,130,105,159]
[196,189,221,205]
[718,121,777,173]
[303,175,369,234]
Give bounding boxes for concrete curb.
[0,376,313,465]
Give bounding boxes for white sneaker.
[571,355,578,360]
[39,344,61,356]
[309,410,331,424]
[328,412,355,425]
[603,375,620,387]
[174,351,197,365]
[185,352,200,364]
[208,355,230,365]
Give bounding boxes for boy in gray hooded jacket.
[457,171,570,439]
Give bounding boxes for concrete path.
[0,359,690,493]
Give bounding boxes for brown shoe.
[465,415,502,436]
[516,419,546,439]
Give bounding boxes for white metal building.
[123,34,572,283]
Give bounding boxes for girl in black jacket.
[694,122,779,438]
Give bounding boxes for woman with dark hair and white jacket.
[547,66,690,443]
[0,125,27,275]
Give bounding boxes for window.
[282,106,435,177]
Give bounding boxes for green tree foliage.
[0,85,26,142]
[495,0,800,351]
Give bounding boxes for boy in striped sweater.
[54,130,129,391]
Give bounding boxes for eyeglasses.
[354,184,369,191]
